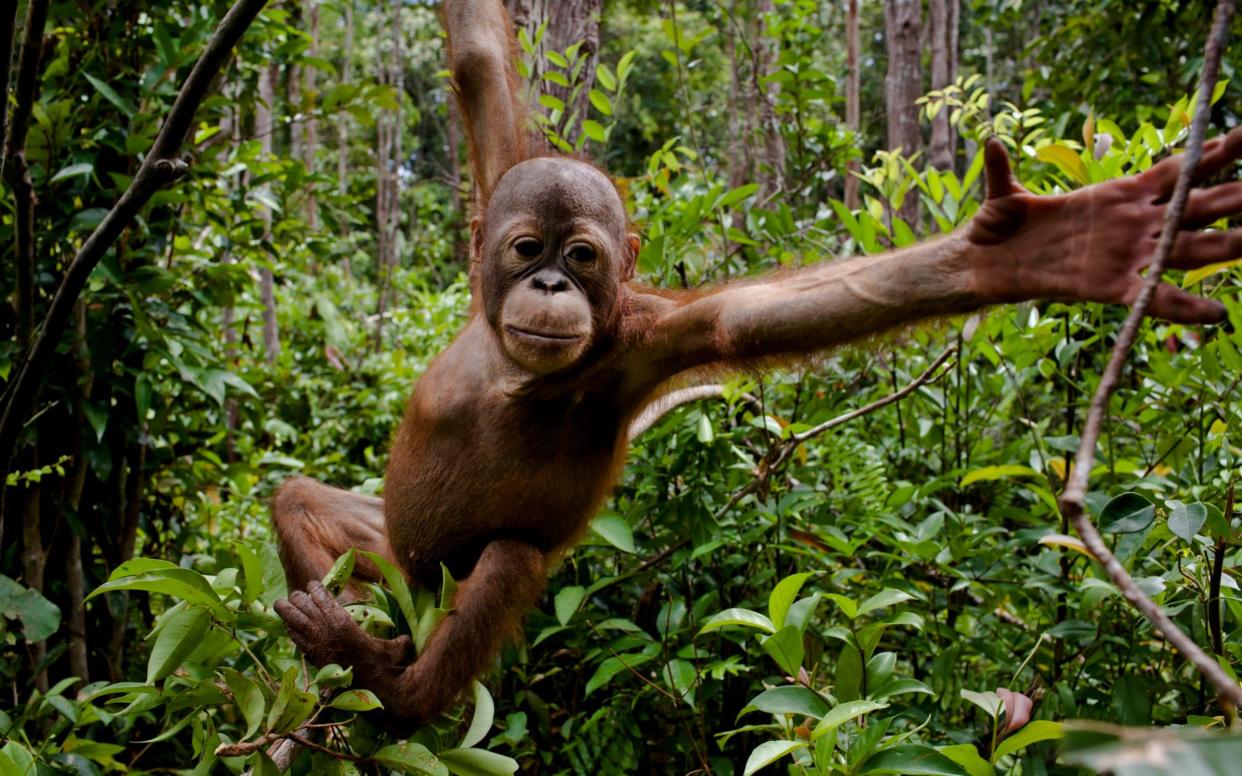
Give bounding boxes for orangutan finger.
[1168,229,1242,269]
[1140,126,1242,196]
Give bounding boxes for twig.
[1057,0,1242,709]
[0,0,272,508]
[1209,481,1234,656]
[0,1,20,176]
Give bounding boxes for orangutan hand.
[966,128,1242,323]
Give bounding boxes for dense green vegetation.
[4,1,1242,774]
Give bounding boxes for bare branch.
[1058,0,1242,709]
[0,0,271,498]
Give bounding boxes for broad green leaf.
[267,667,316,734]
[585,653,653,696]
[322,548,357,594]
[588,89,612,116]
[860,744,970,775]
[937,745,995,776]
[961,689,1003,719]
[0,574,61,641]
[960,465,1040,487]
[1168,501,1208,543]
[146,607,210,683]
[743,685,829,719]
[857,588,914,618]
[313,664,353,688]
[1099,493,1156,534]
[768,572,814,630]
[698,608,775,635]
[328,689,382,711]
[590,514,636,553]
[1035,143,1090,185]
[373,742,447,775]
[762,625,804,676]
[582,119,607,143]
[234,543,264,606]
[50,163,93,183]
[743,740,805,776]
[85,73,136,113]
[812,700,888,739]
[438,748,519,776]
[554,586,585,625]
[994,720,1065,761]
[222,668,265,739]
[88,569,225,616]
[358,551,417,627]
[460,682,495,749]
[595,63,617,91]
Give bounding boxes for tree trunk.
[304,0,320,228]
[505,0,603,145]
[338,0,353,276]
[928,0,959,172]
[753,0,786,200]
[884,0,921,225]
[65,302,93,688]
[257,64,280,365]
[845,0,861,209]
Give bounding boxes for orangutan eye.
[566,244,596,264]
[515,238,542,258]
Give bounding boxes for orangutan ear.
[621,233,640,282]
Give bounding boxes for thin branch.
[1057,0,1242,709]
[628,385,760,441]
[1,0,48,181]
[0,0,271,501]
[0,1,20,175]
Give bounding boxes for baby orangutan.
[272,0,1242,725]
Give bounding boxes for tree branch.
[1057,0,1242,709]
[1,0,48,182]
[0,0,20,176]
[0,0,271,502]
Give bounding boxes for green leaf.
[84,73,136,114]
[768,572,814,630]
[761,625,804,676]
[743,740,805,776]
[322,548,357,594]
[812,700,888,739]
[234,543,264,606]
[460,682,494,749]
[358,551,417,627]
[857,588,914,618]
[267,667,317,733]
[588,89,613,116]
[545,50,568,68]
[590,514,636,553]
[438,748,519,776]
[554,586,585,625]
[50,163,94,183]
[743,685,829,719]
[328,689,383,711]
[937,745,995,776]
[1168,501,1208,543]
[960,689,1003,719]
[1035,143,1090,186]
[596,63,617,91]
[1099,493,1156,534]
[87,568,226,616]
[581,119,608,143]
[993,720,1065,761]
[860,744,970,775]
[960,465,1040,486]
[720,183,760,208]
[538,94,565,112]
[373,742,448,775]
[585,653,652,696]
[146,606,210,683]
[0,574,62,641]
[698,608,775,635]
[836,642,863,702]
[222,669,265,739]
[313,664,353,688]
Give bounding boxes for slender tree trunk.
[338,0,354,277]
[883,0,921,224]
[373,8,394,351]
[0,2,20,176]
[506,0,603,145]
[845,0,861,209]
[304,0,320,228]
[65,302,93,688]
[928,0,958,172]
[753,0,786,200]
[221,83,240,461]
[257,64,280,365]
